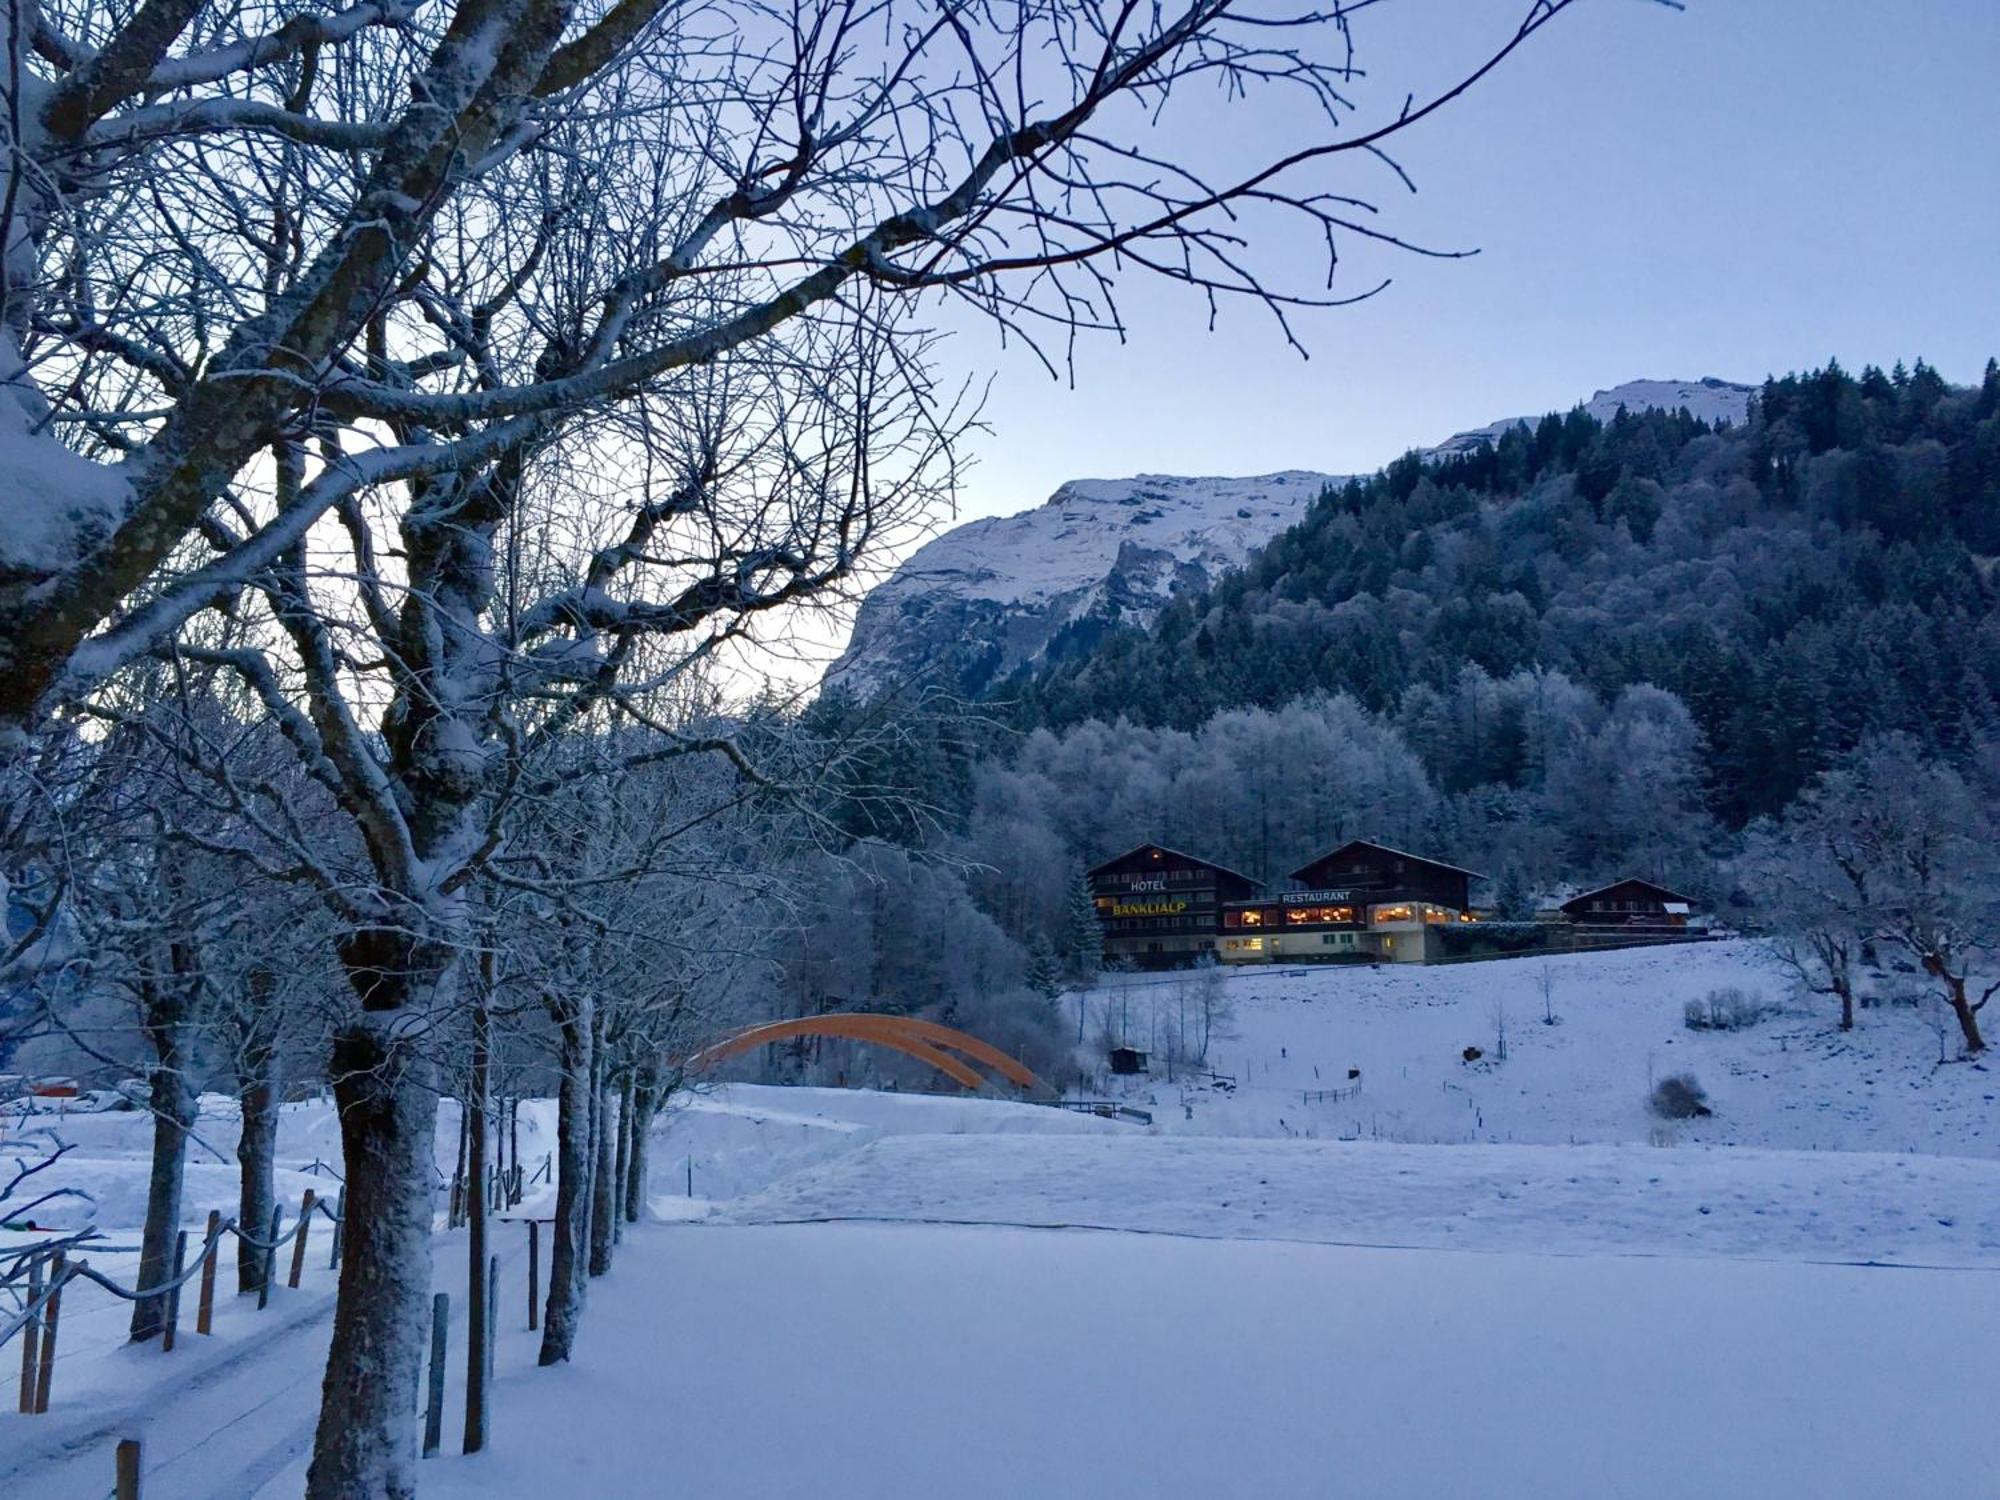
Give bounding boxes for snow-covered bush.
[1683,987,1771,1032]
[1649,1074,1713,1120]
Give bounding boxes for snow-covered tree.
[1753,737,1999,1052]
[1062,872,1104,990]
[1738,812,1870,1032]
[0,1,1634,1487]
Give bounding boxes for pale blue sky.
[936,0,2000,527]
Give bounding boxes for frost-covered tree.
[1025,934,1063,1003]
[0,0,1651,1487]
[1755,737,1999,1053]
[1738,812,1869,1032]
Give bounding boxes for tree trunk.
[624,1066,657,1224]
[1836,977,1855,1032]
[463,992,490,1455]
[1948,990,1986,1054]
[237,1071,278,1296]
[130,1051,196,1341]
[537,995,595,1365]
[450,1091,470,1227]
[610,1075,632,1245]
[508,1096,521,1200]
[1925,958,1988,1054]
[233,966,280,1295]
[588,1075,617,1277]
[305,943,447,1500]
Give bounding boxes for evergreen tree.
[1026,934,1065,1002]
[1062,874,1105,988]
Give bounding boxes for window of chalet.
[1284,905,1355,925]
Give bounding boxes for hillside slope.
[828,378,1753,698]
[1076,940,1997,1157]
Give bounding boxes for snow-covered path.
[420,1220,2000,1500]
[0,1219,537,1499]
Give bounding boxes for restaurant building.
[1086,844,1263,968]
[1217,839,1485,965]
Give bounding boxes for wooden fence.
[1,1186,345,1417]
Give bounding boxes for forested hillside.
[1015,360,2000,826]
[792,361,2000,1033]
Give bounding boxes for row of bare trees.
[0,0,1621,1489]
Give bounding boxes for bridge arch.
[684,1013,1045,1095]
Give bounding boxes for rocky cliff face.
[826,379,1754,699]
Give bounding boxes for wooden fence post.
[423,1293,449,1458]
[196,1212,219,1335]
[33,1253,68,1414]
[288,1189,316,1288]
[162,1231,188,1352]
[527,1220,539,1331]
[329,1190,344,1270]
[115,1437,142,1499]
[17,1256,41,1413]
[258,1205,282,1310]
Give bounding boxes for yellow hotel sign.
[1110,899,1188,918]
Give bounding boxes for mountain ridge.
[827,377,1755,698]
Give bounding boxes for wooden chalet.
[1086,844,1262,968]
[1560,878,1697,929]
[1219,839,1485,965]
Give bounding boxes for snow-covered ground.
[419,1222,1996,1500]
[1078,940,1998,1157]
[7,1091,562,1234]
[717,1134,2000,1267]
[6,942,1997,1497]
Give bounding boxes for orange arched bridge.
[684,1013,1046,1096]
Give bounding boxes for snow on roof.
[1290,839,1488,883]
[1086,843,1263,888]
[1562,878,1698,908]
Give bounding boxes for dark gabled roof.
[1561,877,1697,909]
[1288,838,1487,884]
[1086,843,1263,889]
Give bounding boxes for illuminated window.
[1240,909,1265,928]
[1372,904,1414,925]
[1285,905,1355,925]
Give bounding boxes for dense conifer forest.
[1014,359,2000,826]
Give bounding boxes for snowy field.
[1079,940,1999,1156]
[5,941,1998,1497]
[421,1223,1996,1500]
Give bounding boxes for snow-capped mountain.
[1424,377,1754,459]
[827,378,1754,699]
